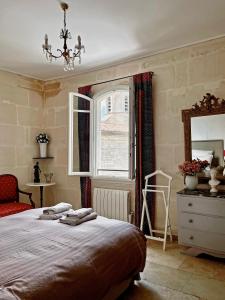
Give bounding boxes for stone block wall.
[1,36,225,232]
[0,70,44,205]
[43,37,225,233]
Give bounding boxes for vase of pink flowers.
[178,160,209,190]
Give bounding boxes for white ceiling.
[1,0,225,80]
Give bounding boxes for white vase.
[185,175,198,190]
[39,143,47,158]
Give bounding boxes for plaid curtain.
[78,85,92,208]
[133,72,155,231]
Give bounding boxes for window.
[68,82,135,179]
[94,87,133,178]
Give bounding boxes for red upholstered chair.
[0,174,35,217]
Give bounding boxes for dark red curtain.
[133,72,155,230]
[78,85,92,208]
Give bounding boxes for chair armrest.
[18,189,35,208]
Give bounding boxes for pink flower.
[178,159,209,176]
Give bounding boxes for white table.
[26,182,56,207]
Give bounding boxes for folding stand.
[140,170,173,251]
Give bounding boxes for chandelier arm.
[45,49,63,59]
[54,49,64,58]
[67,49,75,59]
[73,49,81,58]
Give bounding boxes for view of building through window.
[96,89,129,177]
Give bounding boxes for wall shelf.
[32,157,54,159]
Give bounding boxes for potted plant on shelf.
[178,159,209,190]
[36,133,50,158]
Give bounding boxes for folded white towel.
[66,208,93,219]
[43,202,72,215]
[59,212,98,226]
[39,209,74,220]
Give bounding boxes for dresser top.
[177,189,225,199]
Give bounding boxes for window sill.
[91,176,135,183]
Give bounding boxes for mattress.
[0,208,146,300]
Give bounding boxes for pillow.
[192,151,213,165]
[192,149,213,156]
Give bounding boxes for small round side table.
[26,182,56,207]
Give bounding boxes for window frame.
[68,81,135,180]
[92,83,135,180]
[68,92,93,176]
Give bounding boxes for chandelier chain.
[64,9,66,30]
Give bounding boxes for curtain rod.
[91,71,154,87]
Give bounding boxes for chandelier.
[42,2,85,71]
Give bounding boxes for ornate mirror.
[182,93,225,170]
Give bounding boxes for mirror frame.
[182,93,225,161]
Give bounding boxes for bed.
[0,208,146,300]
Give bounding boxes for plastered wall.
[1,36,225,231]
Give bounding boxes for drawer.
[179,212,225,235]
[178,228,225,253]
[177,194,225,217]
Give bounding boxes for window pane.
[96,90,129,178]
[73,95,90,111]
[73,110,90,173]
[68,92,93,176]
[73,111,80,172]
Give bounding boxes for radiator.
[93,188,131,222]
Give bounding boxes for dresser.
[177,190,225,257]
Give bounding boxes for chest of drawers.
[177,191,225,256]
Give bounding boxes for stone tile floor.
[119,240,225,300]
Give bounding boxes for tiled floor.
[120,240,225,300]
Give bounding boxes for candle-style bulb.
[44,34,48,46]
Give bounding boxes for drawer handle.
[188,203,193,207]
[189,236,194,240]
[189,219,193,223]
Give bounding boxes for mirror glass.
[191,114,225,167]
